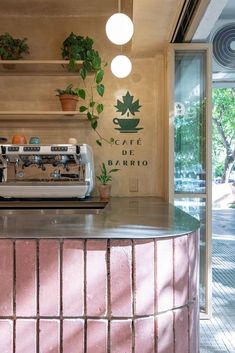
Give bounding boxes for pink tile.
[0,320,13,353]
[135,317,154,353]
[189,232,199,301]
[174,307,189,353]
[40,319,60,353]
[134,240,155,315]
[63,240,84,316]
[63,319,84,353]
[174,235,189,307]
[87,320,107,353]
[110,240,132,317]
[16,319,36,353]
[157,311,174,353]
[156,239,173,312]
[86,240,107,316]
[40,240,60,316]
[111,320,132,353]
[0,240,13,315]
[16,240,37,316]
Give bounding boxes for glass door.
[168,44,212,317]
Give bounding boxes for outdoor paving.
[200,208,235,353]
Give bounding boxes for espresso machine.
[0,144,94,199]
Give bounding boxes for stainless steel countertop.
[0,197,199,239]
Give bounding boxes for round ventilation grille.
[213,23,235,70]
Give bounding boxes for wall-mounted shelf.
[0,60,83,76]
[0,111,87,120]
[0,111,82,115]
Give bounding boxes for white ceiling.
[219,0,235,20]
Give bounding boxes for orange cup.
[12,135,27,144]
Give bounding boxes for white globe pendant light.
[111,55,132,78]
[106,13,134,45]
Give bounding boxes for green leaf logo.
[115,91,141,117]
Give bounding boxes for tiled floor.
[200,209,235,353]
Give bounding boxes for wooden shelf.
[0,60,83,76]
[0,111,84,115]
[0,111,88,120]
[0,60,83,65]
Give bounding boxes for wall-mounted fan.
[212,23,235,71]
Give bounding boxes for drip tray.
[0,198,108,209]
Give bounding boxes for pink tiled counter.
[0,232,199,353]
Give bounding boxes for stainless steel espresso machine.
[0,144,95,199]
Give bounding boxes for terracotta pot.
[97,184,112,201]
[1,56,16,70]
[12,134,27,144]
[59,94,78,112]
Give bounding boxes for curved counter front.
[0,197,199,353]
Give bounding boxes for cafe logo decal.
[108,91,148,168]
[113,91,143,133]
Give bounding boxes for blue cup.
[29,136,41,144]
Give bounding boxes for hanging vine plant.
[61,32,113,146]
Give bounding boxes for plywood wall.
[0,17,167,198]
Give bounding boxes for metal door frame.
[167,43,212,318]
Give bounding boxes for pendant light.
[106,0,133,78]
[105,0,134,45]
[111,55,132,78]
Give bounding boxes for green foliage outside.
[174,98,205,192]
[212,88,235,183]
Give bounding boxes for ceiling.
[219,0,235,20]
[0,0,185,56]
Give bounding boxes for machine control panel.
[23,146,41,152]
[51,146,68,152]
[7,146,20,152]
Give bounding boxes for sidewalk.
[200,209,235,353]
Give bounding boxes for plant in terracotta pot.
[96,163,119,200]
[0,32,29,69]
[61,33,113,146]
[55,84,81,112]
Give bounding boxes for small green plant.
[96,163,119,185]
[61,33,96,72]
[0,32,29,60]
[55,84,80,96]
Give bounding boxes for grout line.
[131,240,135,353]
[36,240,40,353]
[60,240,63,353]
[13,240,16,353]
[84,240,87,353]
[107,239,111,353]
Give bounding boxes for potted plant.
[55,84,81,112]
[96,163,119,200]
[61,33,113,146]
[0,32,29,69]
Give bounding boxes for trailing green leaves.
[96,69,104,84]
[96,104,104,114]
[78,89,86,100]
[79,106,87,112]
[97,84,104,97]
[61,32,114,147]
